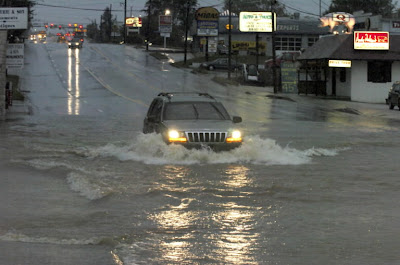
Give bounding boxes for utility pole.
[184,1,190,64]
[124,0,127,43]
[146,0,151,51]
[110,4,112,41]
[228,0,232,79]
[271,1,277,94]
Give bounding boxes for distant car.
[200,58,243,71]
[143,92,243,151]
[386,81,400,110]
[68,38,83,49]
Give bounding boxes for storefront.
[298,33,400,103]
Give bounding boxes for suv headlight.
[168,130,187,143]
[226,130,242,143]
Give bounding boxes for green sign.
[281,62,297,93]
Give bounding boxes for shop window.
[275,37,302,51]
[368,61,391,83]
[308,36,319,47]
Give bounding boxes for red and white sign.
[354,31,389,50]
[126,17,142,27]
[333,13,350,22]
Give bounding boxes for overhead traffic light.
[79,25,83,29]
[59,25,62,29]
[45,24,48,28]
[68,23,72,27]
[50,23,54,28]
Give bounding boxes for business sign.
[231,41,266,52]
[239,12,275,32]
[333,13,350,22]
[159,15,172,33]
[196,7,219,36]
[329,60,352,68]
[0,7,28,29]
[6,43,24,69]
[354,31,389,50]
[126,17,142,27]
[281,62,297,93]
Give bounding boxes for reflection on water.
[67,48,81,115]
[149,165,261,264]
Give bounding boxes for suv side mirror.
[232,116,242,123]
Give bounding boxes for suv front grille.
[186,132,227,143]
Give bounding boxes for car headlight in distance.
[226,130,242,143]
[68,42,71,45]
[168,130,187,143]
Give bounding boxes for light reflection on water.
[149,165,264,264]
[67,48,80,115]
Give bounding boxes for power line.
[35,3,142,12]
[279,0,321,17]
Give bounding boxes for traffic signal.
[45,25,48,28]
[68,23,72,27]
[59,25,62,30]
[50,23,54,28]
[79,25,83,29]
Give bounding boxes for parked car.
[386,81,400,110]
[200,58,243,71]
[68,38,83,49]
[143,92,243,151]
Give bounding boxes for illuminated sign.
[126,17,142,27]
[196,7,219,36]
[239,12,275,32]
[354,31,389,50]
[329,60,352,68]
[333,13,350,22]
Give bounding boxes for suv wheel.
[208,65,215,71]
[389,102,394,109]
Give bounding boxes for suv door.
[143,99,163,133]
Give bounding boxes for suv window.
[163,102,230,120]
[148,99,163,119]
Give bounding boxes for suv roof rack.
[157,92,214,99]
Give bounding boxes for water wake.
[83,133,347,165]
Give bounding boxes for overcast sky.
[33,0,331,26]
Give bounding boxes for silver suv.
[143,92,243,150]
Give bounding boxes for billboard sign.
[239,12,275,32]
[6,43,24,69]
[126,17,142,27]
[354,31,389,50]
[0,7,28,29]
[196,7,219,36]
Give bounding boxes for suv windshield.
[163,102,230,120]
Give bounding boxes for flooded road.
[1,41,400,265]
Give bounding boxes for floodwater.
[1,41,400,265]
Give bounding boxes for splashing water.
[82,133,347,166]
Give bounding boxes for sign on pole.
[6,43,24,69]
[239,11,275,32]
[0,7,28,29]
[159,15,172,33]
[195,7,219,36]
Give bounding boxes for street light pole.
[146,0,151,51]
[228,0,232,79]
[124,0,127,43]
[184,1,190,64]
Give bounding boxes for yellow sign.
[195,7,219,21]
[329,60,352,68]
[231,41,266,51]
